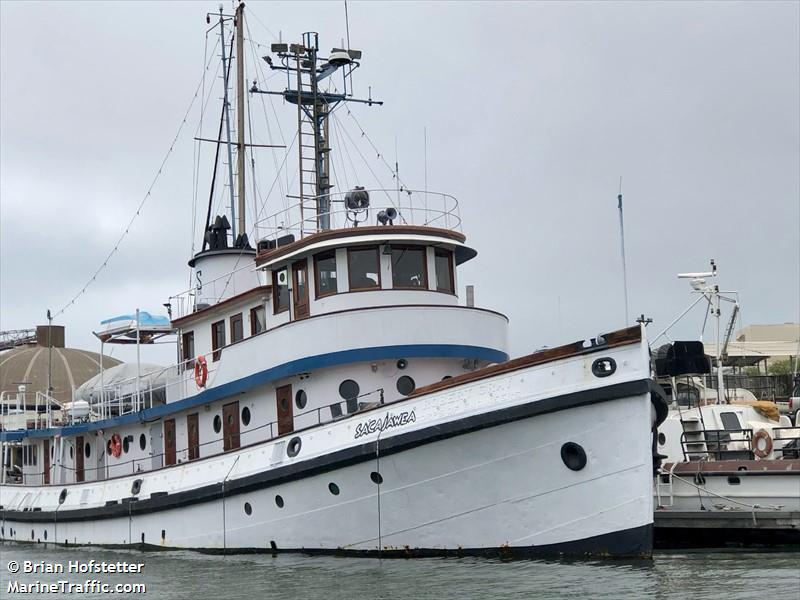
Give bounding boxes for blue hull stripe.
[1,344,507,442]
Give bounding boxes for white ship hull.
[1,331,660,557]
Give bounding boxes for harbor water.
[0,543,797,599]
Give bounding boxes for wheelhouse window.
[434,248,455,293]
[348,247,380,290]
[391,245,427,289]
[211,319,226,361]
[314,250,338,297]
[230,313,243,344]
[181,331,195,369]
[273,268,290,313]
[250,305,265,335]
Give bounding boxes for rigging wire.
[51,67,209,320]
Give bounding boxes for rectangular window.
[434,248,455,293]
[250,305,266,335]
[230,313,243,344]
[348,247,381,290]
[272,269,290,314]
[720,411,741,431]
[391,245,427,289]
[181,331,195,369]
[314,250,338,298]
[211,319,226,361]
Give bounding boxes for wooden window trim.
[211,319,225,362]
[434,248,455,294]
[390,244,428,290]
[347,246,382,291]
[249,305,265,336]
[272,269,289,315]
[230,313,243,344]
[313,250,338,299]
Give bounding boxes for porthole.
[339,379,360,400]
[244,502,252,515]
[122,437,130,454]
[58,489,68,505]
[213,415,222,433]
[591,357,616,378]
[658,432,666,446]
[139,434,147,451]
[295,389,308,410]
[560,442,587,471]
[242,407,251,426]
[84,442,91,459]
[370,471,383,485]
[227,413,233,425]
[727,476,741,485]
[397,359,408,370]
[396,375,416,396]
[287,436,302,457]
[131,479,143,495]
[275,495,284,508]
[328,482,340,495]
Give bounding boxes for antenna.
[617,177,629,325]
[344,0,351,50]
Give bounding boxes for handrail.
[4,388,385,487]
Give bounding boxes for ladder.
[294,39,332,237]
[680,416,709,461]
[655,462,677,508]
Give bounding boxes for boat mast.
[235,2,246,239]
[218,6,238,240]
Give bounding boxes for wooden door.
[164,419,176,466]
[187,413,199,460]
[292,260,309,320]
[75,436,84,482]
[43,439,50,485]
[276,384,294,435]
[222,401,240,451]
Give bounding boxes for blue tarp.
[100,312,171,327]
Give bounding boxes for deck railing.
[4,389,385,487]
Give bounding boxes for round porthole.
[396,375,416,396]
[84,442,91,459]
[58,488,68,505]
[591,357,616,378]
[339,379,360,400]
[370,471,383,485]
[275,495,284,508]
[560,442,587,471]
[287,436,302,457]
[397,359,408,370]
[328,482,340,495]
[658,432,666,446]
[295,389,307,410]
[131,478,143,495]
[213,415,222,433]
[122,437,130,454]
[242,407,251,426]
[244,502,252,516]
[139,433,147,451]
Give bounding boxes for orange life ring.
[109,434,122,458]
[752,429,773,459]
[194,355,208,388]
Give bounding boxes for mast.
[219,6,237,239]
[235,2,246,239]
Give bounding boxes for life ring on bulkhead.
[751,429,773,459]
[109,434,122,458]
[194,355,208,388]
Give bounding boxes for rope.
[51,60,211,319]
[667,470,786,512]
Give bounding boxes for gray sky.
[1,1,798,365]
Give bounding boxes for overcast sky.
[1,1,798,365]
